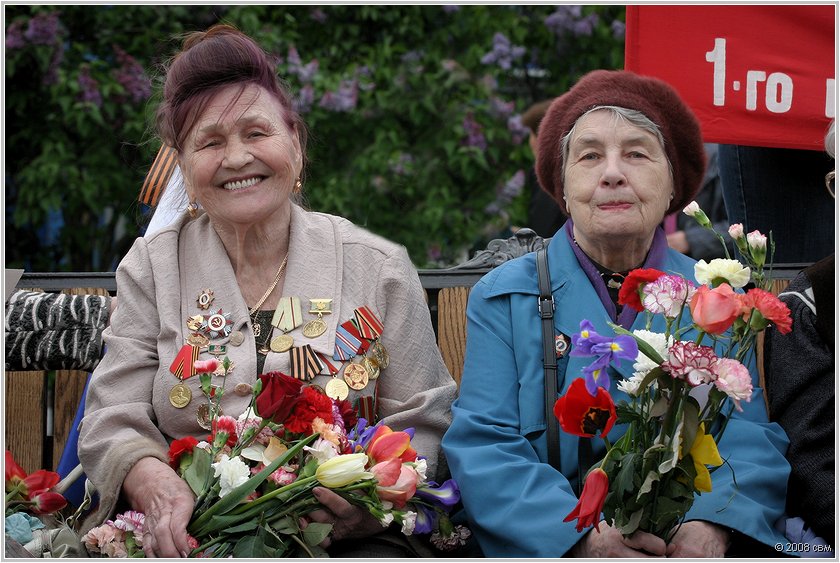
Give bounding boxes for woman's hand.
[571,522,670,557]
[122,457,196,557]
[667,521,730,557]
[301,487,385,549]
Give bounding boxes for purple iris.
[415,479,461,508]
[347,418,381,451]
[571,320,639,396]
[411,503,440,535]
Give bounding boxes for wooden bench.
[5,230,803,474]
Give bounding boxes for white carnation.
[400,511,417,535]
[694,258,750,288]
[211,454,250,498]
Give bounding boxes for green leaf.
[183,448,212,496]
[638,470,660,497]
[614,453,638,494]
[617,508,644,536]
[302,522,332,546]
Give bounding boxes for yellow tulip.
[315,453,374,488]
[689,423,723,492]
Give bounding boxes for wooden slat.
[51,287,110,470]
[436,286,470,387]
[5,370,47,473]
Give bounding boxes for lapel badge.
[196,288,215,310]
[555,333,570,358]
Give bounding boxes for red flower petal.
[618,269,665,312]
[554,378,617,438]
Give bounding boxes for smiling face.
[563,109,673,263]
[179,83,302,229]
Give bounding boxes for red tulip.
[690,284,742,334]
[367,425,417,464]
[30,490,68,515]
[563,467,609,532]
[5,450,26,486]
[553,378,617,438]
[255,371,304,424]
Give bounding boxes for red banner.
[625,5,835,151]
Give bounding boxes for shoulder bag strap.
[536,248,561,471]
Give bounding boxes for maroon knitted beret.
[535,69,706,216]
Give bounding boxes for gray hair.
[560,105,673,180]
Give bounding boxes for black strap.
[536,248,561,471]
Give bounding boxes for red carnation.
[168,436,199,469]
[739,288,792,334]
[284,386,335,434]
[255,371,304,424]
[618,268,666,312]
[554,378,617,438]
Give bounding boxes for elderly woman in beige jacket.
[78,25,456,558]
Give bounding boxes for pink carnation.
[642,274,696,318]
[194,359,219,373]
[268,467,299,486]
[662,341,718,386]
[713,358,753,411]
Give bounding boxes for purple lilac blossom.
[442,5,460,13]
[611,19,626,39]
[24,12,59,45]
[113,46,152,103]
[485,170,526,215]
[489,97,515,119]
[389,153,415,175]
[77,65,102,107]
[507,114,530,144]
[286,46,319,83]
[6,21,26,49]
[318,79,358,112]
[294,84,314,113]
[573,13,599,36]
[544,6,582,35]
[461,112,487,150]
[309,8,328,23]
[480,32,526,70]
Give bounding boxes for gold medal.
[302,318,327,338]
[343,362,369,391]
[371,340,390,368]
[169,383,192,408]
[186,315,204,332]
[325,378,350,401]
[362,356,380,380]
[270,334,294,353]
[309,299,333,315]
[187,332,210,348]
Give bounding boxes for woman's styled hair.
[155,24,307,160]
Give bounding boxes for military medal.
[343,362,369,391]
[270,334,294,353]
[303,299,332,338]
[169,382,192,408]
[196,403,220,430]
[362,356,380,380]
[325,377,350,401]
[371,340,390,368]
[187,333,210,348]
[555,334,570,358]
[170,344,200,381]
[229,331,245,346]
[290,345,323,381]
[333,321,364,361]
[214,360,233,376]
[208,344,227,356]
[196,288,215,310]
[202,309,233,339]
[186,315,204,332]
[354,306,384,340]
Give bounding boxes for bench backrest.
[5,231,801,473]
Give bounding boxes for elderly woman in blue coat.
[442,70,790,557]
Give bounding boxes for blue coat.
[442,229,791,557]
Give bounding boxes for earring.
[187,201,199,219]
[293,177,302,194]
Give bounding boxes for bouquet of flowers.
[83,359,467,557]
[555,202,792,540]
[5,450,70,546]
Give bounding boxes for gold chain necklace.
[248,255,289,337]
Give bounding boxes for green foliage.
[5,5,625,271]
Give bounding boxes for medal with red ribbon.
[333,320,364,361]
[354,306,384,340]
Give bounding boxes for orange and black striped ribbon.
[139,145,178,206]
[169,343,199,380]
[290,344,322,381]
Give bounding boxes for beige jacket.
[78,203,457,529]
